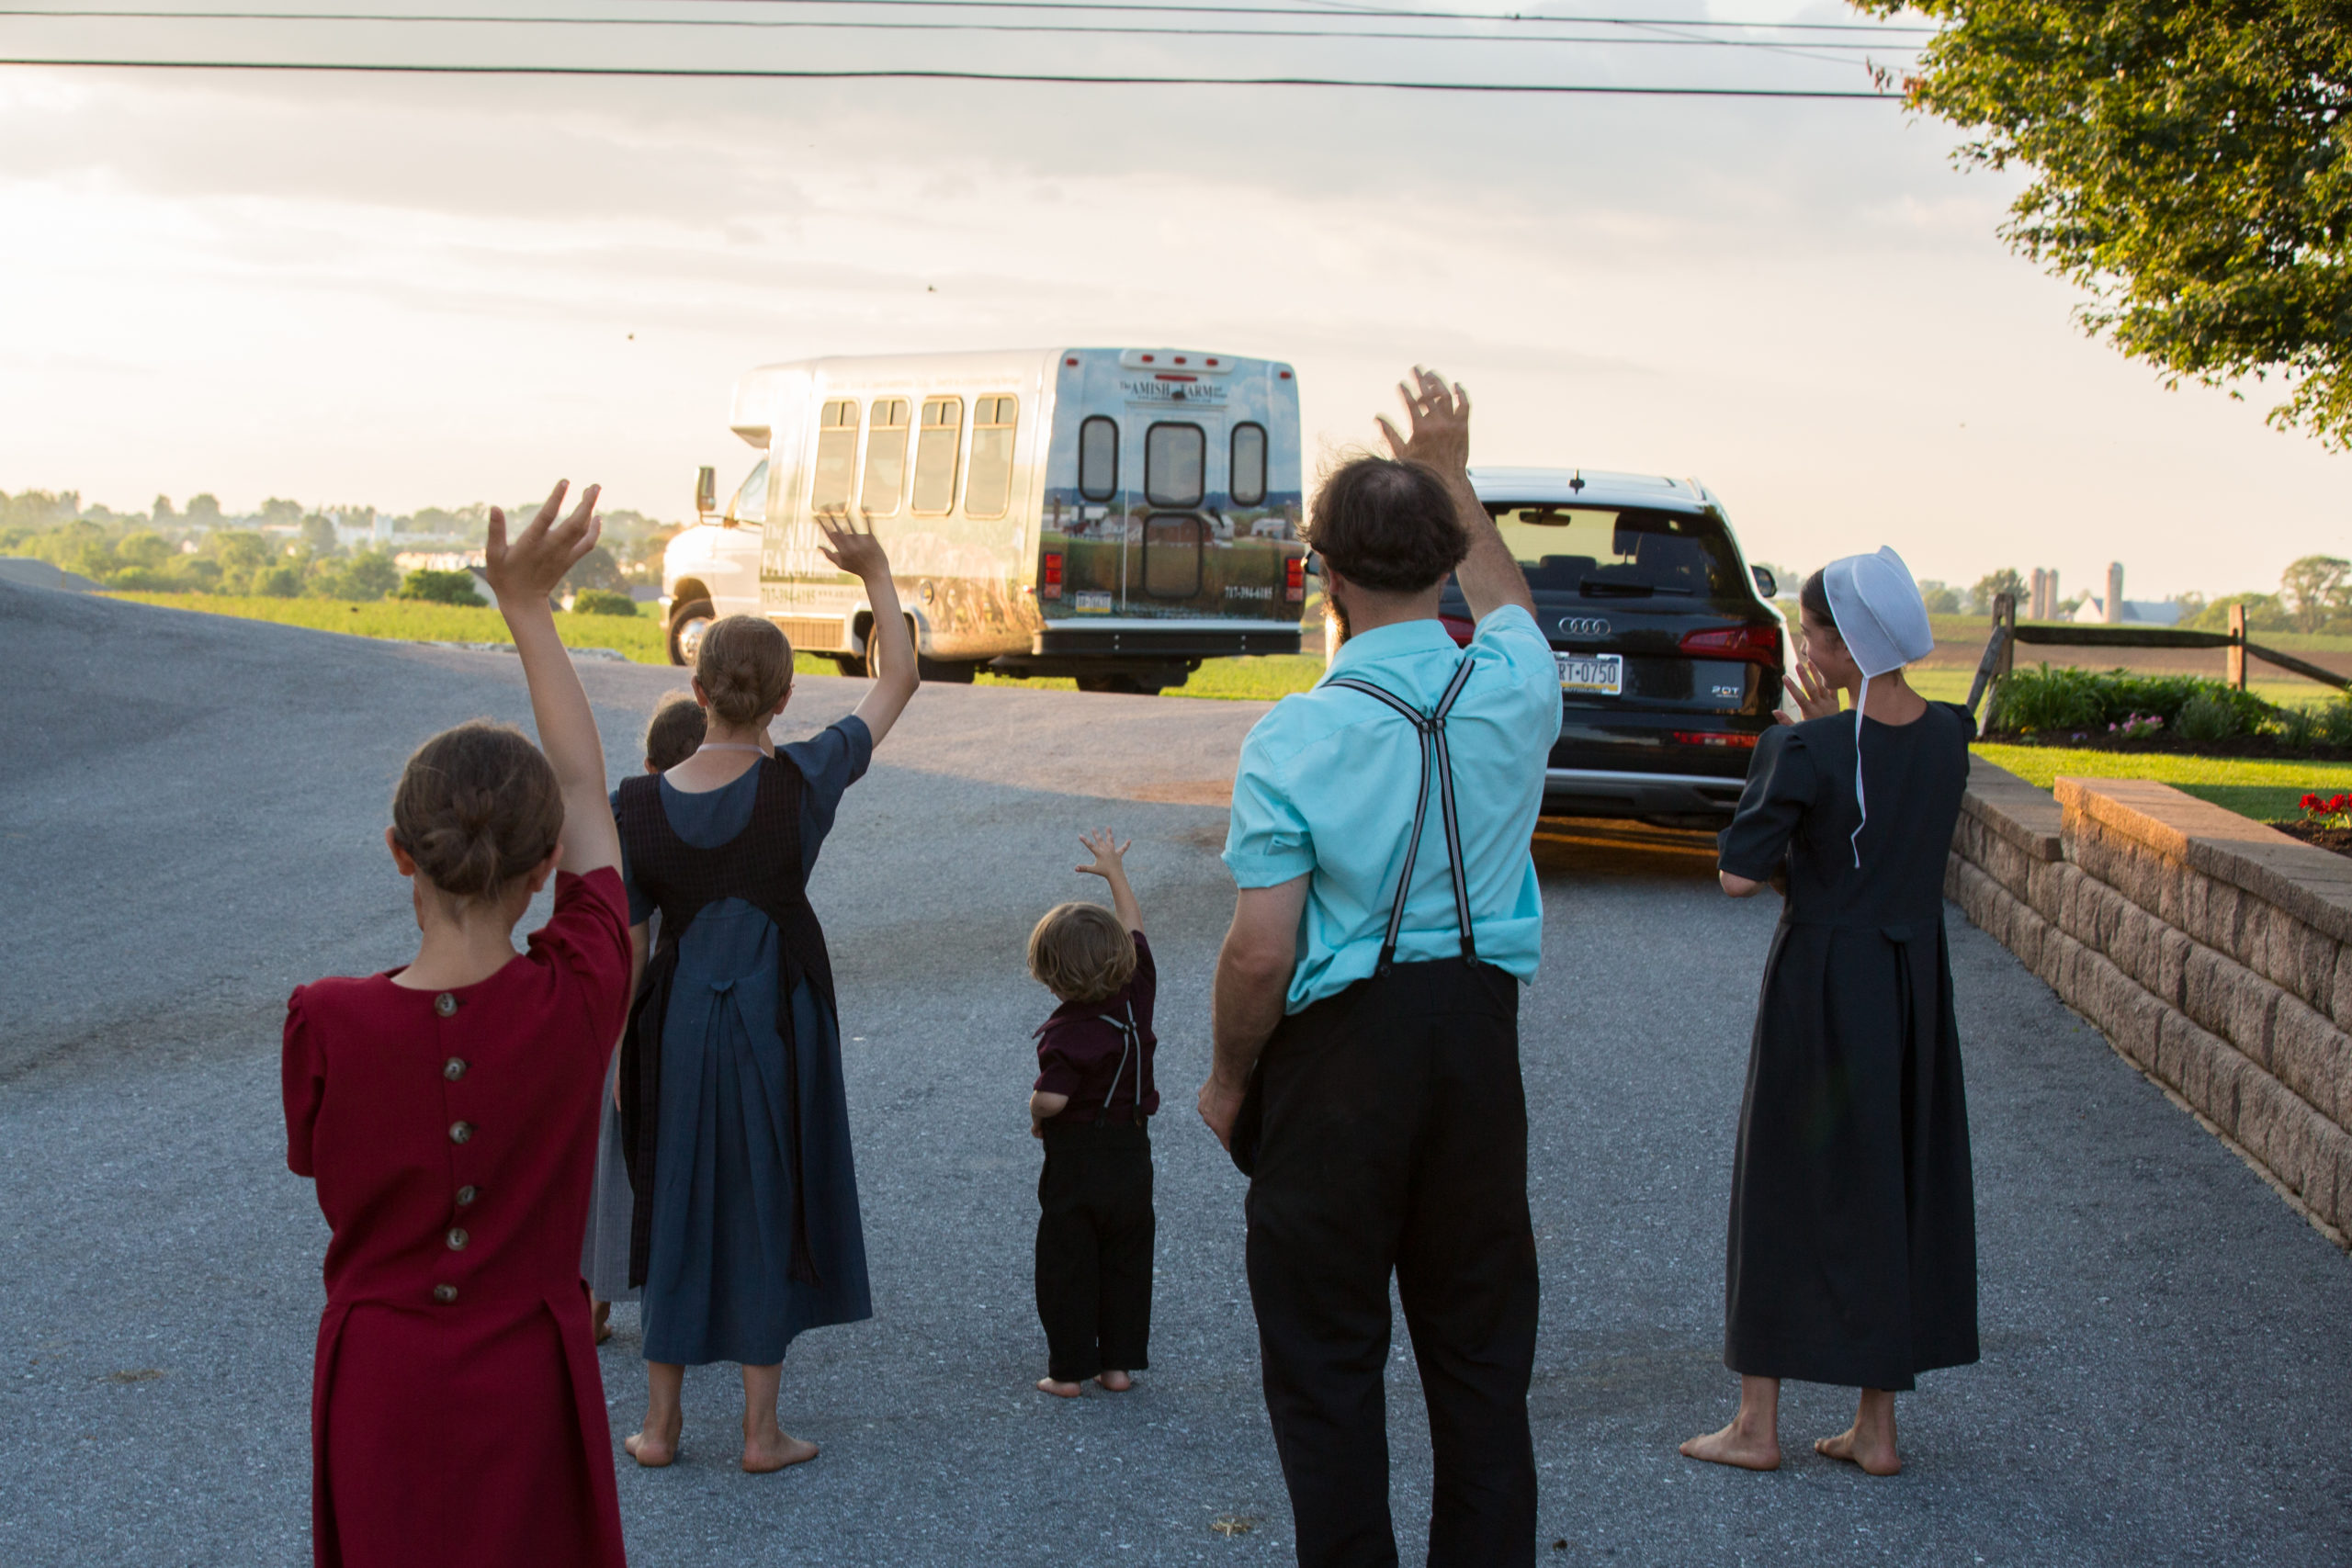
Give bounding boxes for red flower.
[2305,794,2324,810]
[2334,794,2352,812]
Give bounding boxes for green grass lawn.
[1970,743,2352,823]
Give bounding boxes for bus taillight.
[1284,555,1305,603]
[1043,552,1064,600]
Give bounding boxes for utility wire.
[28,0,1939,34]
[0,55,1900,93]
[0,7,1924,50]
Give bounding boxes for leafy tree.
[1918,579,1964,615]
[299,513,340,560]
[569,588,640,617]
[185,493,223,525]
[2279,553,2350,630]
[2186,592,2292,632]
[396,568,487,605]
[561,545,627,595]
[258,497,304,530]
[1969,567,2026,614]
[1865,0,2352,445]
[152,494,176,524]
[322,549,401,601]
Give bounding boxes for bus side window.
[912,397,963,515]
[1146,422,1204,509]
[1078,416,1118,502]
[862,398,909,515]
[1230,423,1267,507]
[812,399,859,512]
[966,395,1017,519]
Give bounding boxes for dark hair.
[695,615,793,727]
[391,720,564,900]
[643,692,707,772]
[1027,902,1137,1004]
[1799,568,1839,637]
[1305,457,1470,593]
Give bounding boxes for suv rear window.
[1489,505,1741,602]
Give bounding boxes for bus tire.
[916,656,977,684]
[667,599,715,667]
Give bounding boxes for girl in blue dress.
[614,515,918,1472]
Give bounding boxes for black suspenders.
[1323,655,1480,976]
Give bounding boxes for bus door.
[1127,414,1222,612]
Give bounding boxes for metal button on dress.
[444,1057,468,1082]
[432,1284,458,1303]
[434,992,458,1018]
[448,1121,474,1145]
[455,1185,478,1206]
[446,1227,469,1251]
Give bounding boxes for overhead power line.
[6,0,1942,33]
[0,7,1925,51]
[0,55,1900,94]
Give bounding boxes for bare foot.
[741,1429,820,1474]
[1679,1421,1781,1472]
[1815,1425,1901,1476]
[624,1419,680,1468]
[1036,1376,1083,1399]
[592,1300,612,1346]
[1096,1370,1133,1392]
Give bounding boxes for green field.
[1970,744,2352,824]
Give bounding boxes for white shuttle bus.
[660,347,1306,693]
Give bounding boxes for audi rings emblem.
[1556,616,1611,637]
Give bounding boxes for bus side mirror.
[695,466,716,518]
[1751,564,1777,599]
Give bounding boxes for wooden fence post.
[1995,592,2016,680]
[2228,603,2247,690]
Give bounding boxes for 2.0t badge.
[1555,616,1611,637]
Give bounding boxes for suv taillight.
[1672,730,1759,749]
[1042,552,1063,600]
[1284,556,1306,603]
[1678,624,1781,663]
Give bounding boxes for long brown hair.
[390,720,564,900]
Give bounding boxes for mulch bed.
[2269,820,2352,859]
[1978,728,2352,762]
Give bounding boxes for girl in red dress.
[282,481,634,1568]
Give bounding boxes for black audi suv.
[1433,467,1789,826]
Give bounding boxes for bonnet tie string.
[1849,671,1871,868]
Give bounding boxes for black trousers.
[1244,958,1538,1568]
[1035,1121,1155,1382]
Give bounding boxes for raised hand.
[1075,828,1132,881]
[486,479,602,604]
[1781,653,1842,723]
[814,506,891,583]
[1374,366,1473,478]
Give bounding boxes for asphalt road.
[2,581,2346,1566]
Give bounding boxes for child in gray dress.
[583,694,707,1342]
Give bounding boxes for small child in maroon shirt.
[1026,828,1158,1398]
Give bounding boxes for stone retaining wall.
[1945,760,2352,1243]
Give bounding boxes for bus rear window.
[912,397,962,515]
[1079,416,1118,501]
[1146,423,1204,509]
[1230,423,1267,507]
[966,395,1017,519]
[1489,506,1742,602]
[812,400,858,512]
[862,399,908,514]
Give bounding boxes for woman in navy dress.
[1682,549,1978,1479]
[615,516,919,1472]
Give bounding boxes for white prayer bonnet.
[1818,547,1935,867]
[1821,547,1935,676]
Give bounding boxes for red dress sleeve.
[526,867,635,1054]
[281,987,322,1179]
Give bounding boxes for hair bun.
[392,722,566,902]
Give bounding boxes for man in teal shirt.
[1200,368,1554,1567]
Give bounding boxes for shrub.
[396,568,485,605]
[1987,663,2274,736]
[2175,691,2245,743]
[570,588,639,617]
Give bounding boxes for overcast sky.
[2,1,2344,599]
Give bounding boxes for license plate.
[1556,651,1623,695]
